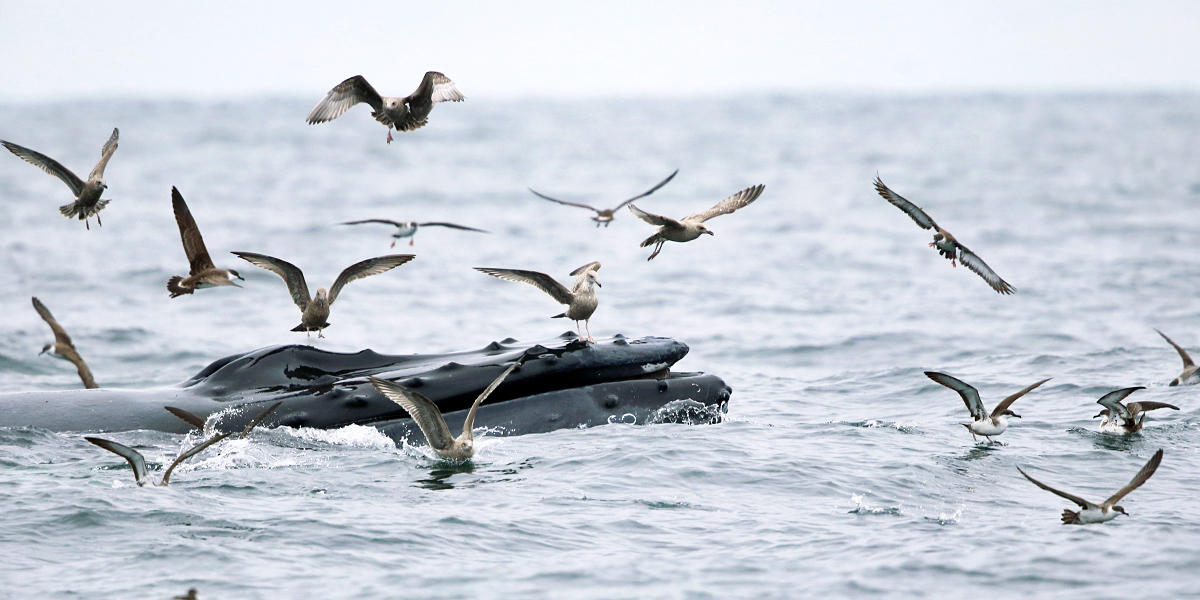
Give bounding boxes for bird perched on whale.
[232,252,414,341]
[628,184,765,260]
[306,72,465,143]
[530,169,679,227]
[2,128,118,229]
[874,175,1015,294]
[32,297,97,389]
[1154,329,1200,386]
[369,359,522,460]
[925,371,1049,443]
[167,187,244,297]
[1092,387,1179,434]
[476,261,602,341]
[1017,448,1163,524]
[339,218,488,247]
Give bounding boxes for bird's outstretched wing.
[684,184,765,223]
[411,71,465,103]
[611,169,680,212]
[1155,329,1194,368]
[171,187,216,273]
[874,176,937,230]
[475,268,574,305]
[1126,401,1180,419]
[991,378,1050,418]
[232,252,311,310]
[85,437,148,485]
[341,219,404,227]
[528,188,601,212]
[161,432,233,486]
[327,254,415,305]
[569,261,601,277]
[306,75,384,124]
[369,377,455,451]
[956,245,1016,295]
[164,406,206,430]
[1096,387,1144,423]
[925,371,985,420]
[1103,448,1164,507]
[61,347,97,389]
[88,128,119,180]
[418,222,489,233]
[628,204,684,228]
[32,296,72,347]
[462,360,522,436]
[2,140,85,195]
[1016,466,1096,510]
[240,402,282,439]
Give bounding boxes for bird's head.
[1004,409,1021,419]
[933,232,944,242]
[39,343,53,355]
[386,99,400,109]
[587,272,601,288]
[1093,409,1109,419]
[227,269,244,287]
[102,183,108,190]
[315,287,328,300]
[698,225,714,236]
[1113,505,1128,516]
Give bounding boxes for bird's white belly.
[969,419,1006,436]
[1077,507,1118,523]
[1180,368,1200,385]
[662,228,702,243]
[1098,417,1127,434]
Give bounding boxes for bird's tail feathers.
[640,233,660,248]
[1061,509,1081,524]
[167,276,193,298]
[60,199,110,218]
[551,312,566,319]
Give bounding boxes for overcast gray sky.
[1,0,1196,102]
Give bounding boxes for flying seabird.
[85,403,279,487]
[232,252,415,340]
[1017,448,1164,524]
[339,219,488,247]
[167,187,244,298]
[874,175,1015,294]
[925,371,1050,443]
[369,359,522,460]
[1154,329,1200,386]
[530,169,679,227]
[306,72,465,143]
[1092,387,1179,434]
[475,261,602,341]
[32,297,97,389]
[2,128,118,229]
[628,184,765,260]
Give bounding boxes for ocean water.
[1,93,1200,598]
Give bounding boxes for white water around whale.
[2,94,1200,598]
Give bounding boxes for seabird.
[1092,387,1179,434]
[1017,448,1164,524]
[2,128,118,229]
[874,175,1015,294]
[530,169,679,227]
[1155,329,1200,386]
[167,187,244,298]
[925,371,1050,443]
[32,297,97,389]
[476,261,602,341]
[628,184,765,260]
[339,219,488,247]
[306,72,465,143]
[368,359,521,460]
[231,252,414,340]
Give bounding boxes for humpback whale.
[0,334,730,447]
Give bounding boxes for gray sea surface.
[2,94,1200,598]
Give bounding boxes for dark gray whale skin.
[0,334,731,442]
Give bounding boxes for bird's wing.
[1155,329,1195,368]
[527,188,601,212]
[475,268,573,305]
[956,244,1016,295]
[569,261,601,277]
[240,401,282,439]
[306,75,384,124]
[684,184,766,223]
[327,254,415,305]
[2,140,85,195]
[369,377,455,450]
[164,406,206,430]
[1016,466,1096,510]
[873,176,937,230]
[991,378,1051,418]
[88,128,119,180]
[171,187,216,273]
[610,169,680,212]
[161,432,232,486]
[1126,401,1181,419]
[32,296,72,347]
[1096,387,1144,423]
[62,348,98,389]
[412,71,465,103]
[417,222,489,233]
[85,437,148,485]
[231,252,311,310]
[925,371,985,420]
[340,218,404,227]
[1103,448,1164,507]
[462,360,522,436]
[627,204,684,228]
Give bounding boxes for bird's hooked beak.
[1092,411,1105,419]
[1114,506,1128,516]
[1009,412,1022,419]
[703,230,715,236]
[594,279,602,288]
